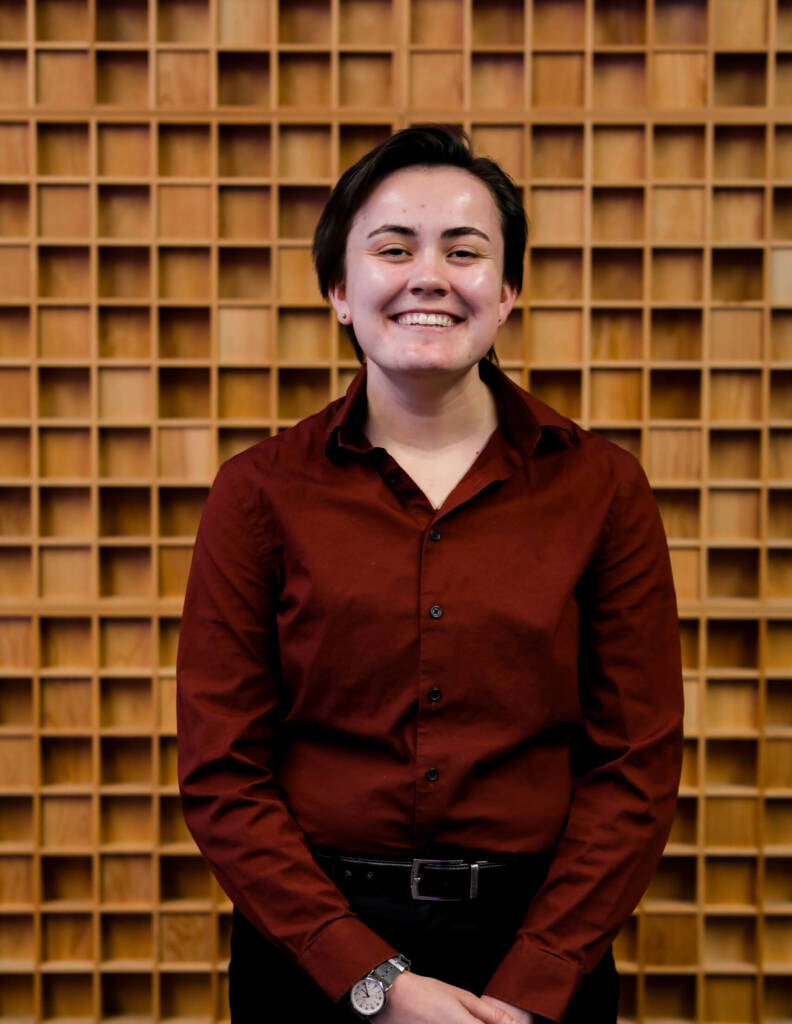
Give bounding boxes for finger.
[457,989,519,1024]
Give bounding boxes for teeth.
[396,312,456,327]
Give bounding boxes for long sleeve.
[484,454,684,1021]
[176,459,396,1001]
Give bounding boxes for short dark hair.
[312,125,528,363]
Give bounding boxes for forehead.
[351,164,502,234]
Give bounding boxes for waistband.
[314,849,548,903]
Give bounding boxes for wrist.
[348,954,411,1018]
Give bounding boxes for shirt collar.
[324,360,577,463]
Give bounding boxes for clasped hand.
[380,971,533,1024]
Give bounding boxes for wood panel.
[0,1,790,1021]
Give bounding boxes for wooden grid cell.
[217,52,270,108]
[159,972,212,1018]
[38,305,93,360]
[340,53,394,109]
[714,126,766,180]
[97,122,151,178]
[651,310,702,362]
[0,184,29,237]
[0,306,30,358]
[220,185,271,240]
[531,187,585,245]
[708,489,761,541]
[96,50,150,108]
[101,912,154,961]
[159,307,211,359]
[0,246,31,299]
[532,0,585,47]
[36,51,91,109]
[652,52,708,110]
[217,0,271,44]
[703,976,758,1021]
[158,123,211,177]
[340,0,394,45]
[157,425,214,480]
[40,678,93,730]
[593,125,646,183]
[0,51,28,109]
[410,0,464,46]
[529,248,583,302]
[409,51,465,109]
[95,0,149,43]
[531,53,585,109]
[713,54,768,107]
[710,308,763,362]
[0,675,32,725]
[592,248,644,302]
[0,0,28,42]
[643,974,695,1022]
[531,125,583,180]
[710,429,761,480]
[157,485,203,540]
[218,245,270,300]
[655,489,700,541]
[157,0,210,43]
[653,124,706,181]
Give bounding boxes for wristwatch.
[349,954,411,1018]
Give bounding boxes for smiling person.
[177,126,684,1024]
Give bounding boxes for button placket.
[415,514,452,838]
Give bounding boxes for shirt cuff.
[483,938,584,1023]
[298,913,399,1004]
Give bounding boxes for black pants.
[229,876,619,1023]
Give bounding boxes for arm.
[484,454,684,1021]
[176,459,395,1001]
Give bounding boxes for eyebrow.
[366,224,491,242]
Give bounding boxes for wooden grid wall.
[0,0,790,1021]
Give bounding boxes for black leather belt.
[315,851,541,902]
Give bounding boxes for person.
[177,125,684,1024]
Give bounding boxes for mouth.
[392,311,462,328]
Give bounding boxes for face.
[329,165,516,380]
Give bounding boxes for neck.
[364,362,497,452]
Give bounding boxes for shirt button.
[429,528,441,542]
[425,768,439,782]
[428,687,442,703]
[429,604,443,619]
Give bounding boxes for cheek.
[346,264,396,307]
[465,268,506,310]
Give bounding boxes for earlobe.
[498,282,518,324]
[328,283,350,324]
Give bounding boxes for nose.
[408,249,449,295]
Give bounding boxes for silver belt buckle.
[409,858,480,901]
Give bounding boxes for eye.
[377,245,411,258]
[449,248,479,261]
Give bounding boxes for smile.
[393,312,459,327]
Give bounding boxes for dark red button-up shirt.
[177,361,683,1021]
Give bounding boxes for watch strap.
[370,954,411,991]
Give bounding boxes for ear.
[328,282,350,324]
[497,281,518,325]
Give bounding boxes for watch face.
[350,977,386,1016]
